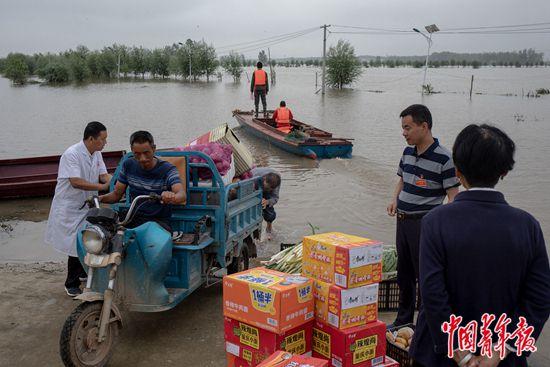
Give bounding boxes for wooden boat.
[232,110,353,159]
[0,150,125,199]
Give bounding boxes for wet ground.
[0,261,399,367]
[1,208,548,366]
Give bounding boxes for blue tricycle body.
[77,150,263,312]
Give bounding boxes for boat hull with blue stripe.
[233,110,353,159]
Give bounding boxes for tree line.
[0,41,228,85]
[0,41,546,88]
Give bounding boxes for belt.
[397,212,426,220]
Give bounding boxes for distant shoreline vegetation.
[0,42,547,86]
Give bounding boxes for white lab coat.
[45,141,107,257]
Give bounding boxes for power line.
[217,28,319,56]
[443,21,550,31]
[331,24,411,33]
[330,31,415,35]
[216,27,319,51]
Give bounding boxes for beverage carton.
[223,267,314,333]
[313,280,378,330]
[302,233,383,289]
[312,319,387,367]
[225,317,313,366]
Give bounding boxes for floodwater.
[1,67,549,251]
[1,67,549,364]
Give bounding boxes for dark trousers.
[262,192,276,223]
[254,89,267,113]
[65,256,86,289]
[394,216,422,325]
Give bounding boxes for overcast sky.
[1,0,549,59]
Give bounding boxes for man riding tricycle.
[59,131,263,367]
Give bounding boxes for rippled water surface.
[1,67,549,252]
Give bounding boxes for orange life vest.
[275,107,292,133]
[254,69,267,86]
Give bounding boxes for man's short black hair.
[130,130,155,146]
[399,104,433,130]
[264,173,280,191]
[257,61,263,69]
[453,124,515,188]
[280,100,286,107]
[83,121,106,140]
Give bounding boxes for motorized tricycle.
[59,150,263,367]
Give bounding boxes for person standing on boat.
[272,100,293,134]
[45,121,111,297]
[251,167,281,240]
[386,104,459,328]
[250,61,269,118]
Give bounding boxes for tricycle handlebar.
[120,194,160,226]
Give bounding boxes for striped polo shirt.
[118,158,181,218]
[397,138,459,214]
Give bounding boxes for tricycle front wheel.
[59,301,118,367]
[228,245,249,274]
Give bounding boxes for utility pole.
[413,24,439,95]
[178,42,192,81]
[321,24,330,95]
[116,53,121,81]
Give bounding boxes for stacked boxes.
[224,268,315,366]
[303,232,388,367]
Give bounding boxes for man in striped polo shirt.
[387,104,459,328]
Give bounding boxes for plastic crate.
[386,324,415,367]
[280,243,297,251]
[378,278,420,312]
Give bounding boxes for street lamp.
[413,24,439,94]
[107,46,121,81]
[178,42,192,81]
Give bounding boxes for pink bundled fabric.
[175,143,233,179]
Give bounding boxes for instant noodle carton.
[313,280,378,330]
[302,232,383,289]
[223,268,314,334]
[224,317,313,366]
[312,319,387,367]
[257,351,329,367]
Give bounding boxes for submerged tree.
[220,51,244,82]
[3,53,29,84]
[258,50,268,65]
[326,40,362,89]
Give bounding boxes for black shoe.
[65,286,82,297]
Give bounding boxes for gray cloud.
[1,0,549,58]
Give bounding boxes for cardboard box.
[313,280,378,330]
[312,320,387,367]
[302,232,383,289]
[225,317,313,366]
[188,123,255,176]
[257,351,329,367]
[223,267,314,334]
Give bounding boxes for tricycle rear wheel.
[228,244,249,274]
[59,301,118,367]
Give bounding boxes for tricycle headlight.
[82,225,107,255]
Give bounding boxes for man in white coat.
[45,121,111,297]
